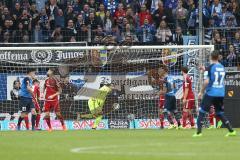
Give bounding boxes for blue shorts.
[19,96,35,113]
[200,94,224,113]
[164,95,176,112]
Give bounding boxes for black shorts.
[164,95,176,112]
[200,94,224,113]
[19,96,35,113]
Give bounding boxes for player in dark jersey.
[161,67,182,129]
[193,51,236,137]
[17,68,37,131]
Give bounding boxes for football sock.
[17,116,24,128]
[36,114,40,128]
[197,112,205,134]
[93,115,103,129]
[24,116,29,130]
[57,114,65,126]
[31,114,36,130]
[216,113,234,132]
[182,111,188,127]
[45,117,52,129]
[160,114,164,127]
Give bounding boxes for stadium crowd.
[0,0,239,66]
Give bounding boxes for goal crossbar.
[0,45,214,51]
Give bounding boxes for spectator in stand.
[86,11,102,32]
[138,4,152,26]
[13,22,27,43]
[93,26,106,43]
[212,31,222,50]
[89,0,97,11]
[47,0,58,21]
[233,32,240,55]
[152,1,171,28]
[32,21,43,42]
[122,23,138,42]
[111,25,122,42]
[2,31,11,43]
[218,54,227,66]
[122,35,133,45]
[231,1,240,26]
[76,23,89,41]
[103,10,113,34]
[35,0,47,12]
[187,0,198,35]
[10,80,21,100]
[138,18,155,43]
[226,44,237,67]
[64,19,77,42]
[65,5,75,26]
[30,3,40,26]
[220,4,237,27]
[210,0,222,26]
[125,7,136,28]
[82,4,90,20]
[12,2,22,22]
[155,20,172,44]
[19,9,32,31]
[172,26,183,45]
[75,14,85,29]
[55,9,65,28]
[96,3,106,24]
[172,0,188,34]
[51,25,63,42]
[2,19,13,35]
[164,0,178,9]
[1,7,12,23]
[114,3,126,22]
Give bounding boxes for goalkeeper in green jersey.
[79,83,123,129]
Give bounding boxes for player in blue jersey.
[193,51,236,137]
[161,67,182,129]
[17,68,37,131]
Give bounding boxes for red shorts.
[183,99,195,110]
[159,95,165,109]
[44,100,60,112]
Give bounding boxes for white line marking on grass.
[70,144,196,157]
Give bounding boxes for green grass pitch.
[0,129,240,160]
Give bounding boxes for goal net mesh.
[0,45,214,129]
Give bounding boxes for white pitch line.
[70,144,196,157]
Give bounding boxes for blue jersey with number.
[204,63,225,97]
[19,77,33,98]
[164,76,177,96]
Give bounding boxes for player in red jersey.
[32,79,41,130]
[147,65,166,129]
[181,67,195,128]
[43,68,66,131]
